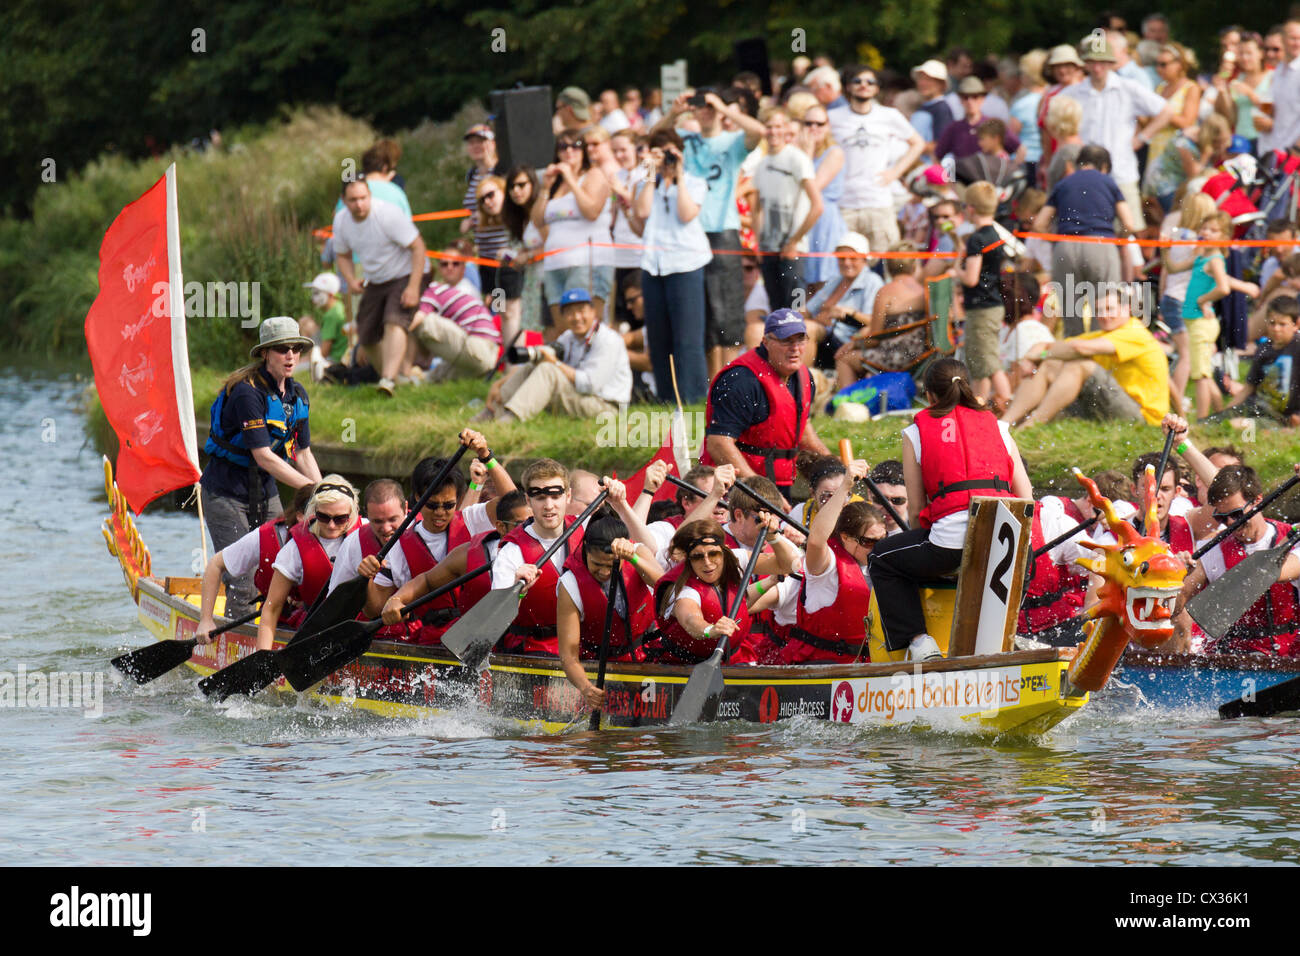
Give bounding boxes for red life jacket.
[390,515,471,640]
[1164,514,1194,555]
[351,523,416,643]
[784,537,872,663]
[1218,519,1300,656]
[1018,499,1088,634]
[287,523,337,612]
[914,405,1014,528]
[648,566,752,664]
[562,551,654,663]
[701,349,811,487]
[253,517,291,597]
[498,517,582,656]
[461,530,502,614]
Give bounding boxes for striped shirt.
[417,282,501,344]
[463,167,510,263]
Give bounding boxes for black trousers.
[867,527,963,652]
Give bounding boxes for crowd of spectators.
[300,13,1300,435]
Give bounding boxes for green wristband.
[468,481,482,491]
[1176,441,1189,456]
[485,457,499,470]
[754,581,767,596]
[629,553,639,566]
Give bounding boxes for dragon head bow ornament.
[1066,465,1186,691]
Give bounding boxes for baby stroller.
[1198,145,1300,240]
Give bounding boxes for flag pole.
[668,355,694,469]
[165,163,208,570]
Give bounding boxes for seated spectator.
[1001,286,1169,426]
[480,289,631,423]
[997,272,1054,391]
[803,232,882,370]
[1210,296,1300,427]
[616,271,656,401]
[834,240,928,388]
[411,273,503,381]
[298,272,348,381]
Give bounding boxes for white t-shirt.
[1169,495,1194,519]
[744,279,770,317]
[828,103,917,210]
[492,524,570,589]
[903,419,1019,549]
[600,109,631,134]
[998,319,1054,368]
[772,576,802,626]
[374,522,450,590]
[462,501,493,538]
[328,521,375,593]
[799,551,868,615]
[660,583,708,622]
[331,198,427,284]
[558,568,628,621]
[221,522,288,578]
[1036,495,1097,568]
[271,533,345,585]
[753,145,814,252]
[1203,524,1280,582]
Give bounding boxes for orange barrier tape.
[1015,231,1297,248]
[313,208,471,239]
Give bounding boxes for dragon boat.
[103,457,1236,732]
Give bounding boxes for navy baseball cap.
[559,288,593,307]
[763,308,807,339]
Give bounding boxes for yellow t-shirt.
[1071,319,1170,425]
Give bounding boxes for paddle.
[1187,525,1300,640]
[668,526,767,726]
[839,438,909,532]
[112,603,261,684]
[197,584,332,700]
[278,563,491,692]
[664,474,810,538]
[1031,514,1099,560]
[290,442,471,643]
[587,556,623,731]
[1191,475,1300,561]
[1220,673,1300,719]
[441,488,612,669]
[1135,429,1176,535]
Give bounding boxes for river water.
[3,365,1299,868]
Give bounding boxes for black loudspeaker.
[733,38,772,96]
[490,86,555,172]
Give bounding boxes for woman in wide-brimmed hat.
[199,316,323,619]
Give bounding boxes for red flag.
[622,409,695,503]
[85,165,201,513]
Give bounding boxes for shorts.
[1064,366,1144,421]
[543,264,614,306]
[1158,294,1186,334]
[1186,315,1220,380]
[962,305,1005,380]
[703,230,745,348]
[490,264,525,300]
[355,273,428,347]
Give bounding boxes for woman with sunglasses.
[474,174,512,305]
[784,458,886,664]
[1140,43,1200,178]
[200,317,323,619]
[645,517,796,665]
[797,105,846,294]
[531,131,613,334]
[500,166,545,351]
[255,476,359,650]
[868,358,1032,662]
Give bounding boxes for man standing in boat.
[702,310,831,504]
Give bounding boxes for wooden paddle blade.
[197,649,283,701]
[278,621,374,691]
[440,585,523,667]
[667,645,728,726]
[1187,546,1291,640]
[1220,674,1300,719]
[111,639,197,684]
[288,576,368,646]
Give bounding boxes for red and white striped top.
[416,282,501,344]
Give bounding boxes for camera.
[506,344,554,364]
[663,153,677,167]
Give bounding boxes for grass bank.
[85,371,1300,516]
[1,105,484,366]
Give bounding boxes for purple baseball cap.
[763,308,807,339]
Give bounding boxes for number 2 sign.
[974,501,1023,655]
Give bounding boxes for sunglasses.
[850,76,878,86]
[558,141,585,151]
[423,501,458,512]
[689,549,724,563]
[480,191,500,202]
[527,485,567,499]
[883,495,907,506]
[270,344,304,355]
[1213,507,1247,525]
[510,181,530,190]
[803,120,827,127]
[315,512,352,527]
[846,533,885,549]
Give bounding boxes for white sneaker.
[376,377,395,397]
[906,634,943,662]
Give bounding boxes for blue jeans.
[641,267,708,404]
